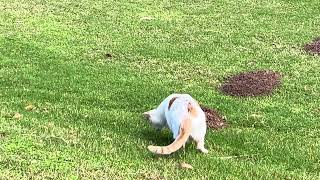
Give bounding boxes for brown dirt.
[200,105,227,130]
[104,53,112,58]
[220,70,281,97]
[0,132,7,139]
[304,37,320,55]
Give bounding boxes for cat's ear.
[143,111,151,119]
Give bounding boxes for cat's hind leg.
[194,138,208,153]
[191,125,208,153]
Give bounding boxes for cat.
[143,93,208,155]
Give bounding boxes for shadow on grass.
[138,128,172,145]
[138,127,199,159]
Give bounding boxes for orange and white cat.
[143,93,208,155]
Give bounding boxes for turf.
[0,0,320,179]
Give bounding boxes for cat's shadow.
[139,128,195,158]
[139,128,184,158]
[139,128,173,146]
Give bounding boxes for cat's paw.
[198,148,208,154]
[202,149,209,153]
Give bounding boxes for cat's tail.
[147,103,195,155]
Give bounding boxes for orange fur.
[187,103,197,117]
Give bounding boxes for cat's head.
[143,109,164,129]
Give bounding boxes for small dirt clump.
[104,53,113,58]
[0,132,7,139]
[200,105,227,130]
[220,70,281,97]
[304,37,320,55]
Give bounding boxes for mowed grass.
[1,0,320,179]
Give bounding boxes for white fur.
[143,93,208,153]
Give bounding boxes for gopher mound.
[220,70,281,97]
[200,105,227,130]
[304,37,320,55]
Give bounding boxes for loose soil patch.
[104,53,113,59]
[220,70,281,97]
[200,105,227,130]
[304,37,320,55]
[0,132,7,139]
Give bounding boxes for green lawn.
[1,0,320,179]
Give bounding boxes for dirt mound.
[220,70,281,97]
[304,38,320,55]
[200,105,227,130]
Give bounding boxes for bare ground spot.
[304,37,320,55]
[0,132,7,139]
[200,105,227,130]
[220,70,281,97]
[104,53,113,59]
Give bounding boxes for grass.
[1,0,320,179]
